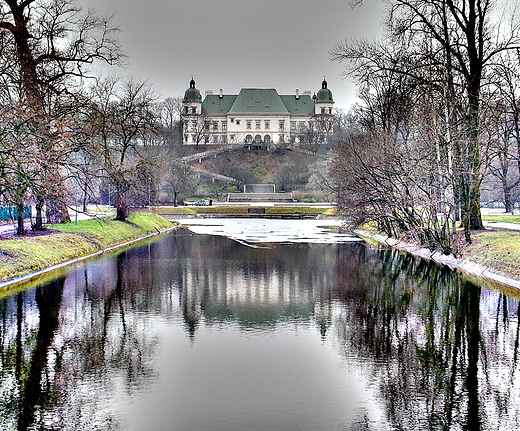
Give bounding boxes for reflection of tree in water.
[0,232,364,430]
[0,250,159,431]
[333,248,520,430]
[2,231,520,431]
[0,279,65,430]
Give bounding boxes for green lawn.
[482,215,520,224]
[463,230,520,280]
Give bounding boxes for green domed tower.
[181,77,203,144]
[183,77,202,102]
[314,78,334,115]
[182,77,202,116]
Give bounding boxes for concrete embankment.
[355,229,520,295]
[0,213,177,293]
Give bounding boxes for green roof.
[316,88,333,102]
[227,89,289,115]
[183,87,201,102]
[316,79,333,102]
[202,94,237,115]
[280,95,315,116]
[183,78,202,102]
[199,88,327,116]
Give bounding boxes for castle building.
[181,78,334,147]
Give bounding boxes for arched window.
[255,135,262,144]
[264,135,271,144]
[245,134,253,144]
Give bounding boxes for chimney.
[295,89,300,99]
[219,88,223,99]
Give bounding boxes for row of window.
[245,134,271,144]
[187,119,285,131]
[185,134,284,144]
[243,120,314,131]
[184,134,229,144]
[212,121,227,131]
[185,106,332,116]
[187,120,275,132]
[187,119,329,132]
[245,120,271,130]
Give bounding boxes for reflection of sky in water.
[173,218,360,244]
[115,317,374,431]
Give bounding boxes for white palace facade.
[181,78,334,147]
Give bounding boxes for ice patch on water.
[173,218,361,244]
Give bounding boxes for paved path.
[191,166,240,184]
[483,221,520,231]
[0,221,30,235]
[179,144,244,163]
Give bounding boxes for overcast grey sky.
[81,0,384,110]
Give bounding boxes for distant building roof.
[202,94,238,115]
[185,79,334,116]
[202,89,317,116]
[316,78,333,103]
[280,94,315,116]
[228,89,289,115]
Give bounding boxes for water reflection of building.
[172,234,344,334]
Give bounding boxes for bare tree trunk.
[466,82,484,231]
[5,0,71,225]
[16,202,25,235]
[115,183,129,221]
[34,198,44,230]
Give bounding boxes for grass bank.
[461,230,520,280]
[0,212,174,284]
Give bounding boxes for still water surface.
[1,219,520,430]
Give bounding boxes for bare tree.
[483,51,520,212]
[84,76,159,220]
[298,114,335,155]
[298,121,325,154]
[0,0,122,225]
[159,97,183,147]
[164,161,198,206]
[332,0,520,242]
[190,114,211,147]
[0,105,45,234]
[330,126,458,254]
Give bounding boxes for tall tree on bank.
[332,0,520,241]
[84,76,159,221]
[486,51,520,212]
[0,0,122,225]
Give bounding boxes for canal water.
[1,219,519,431]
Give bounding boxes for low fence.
[0,206,31,222]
